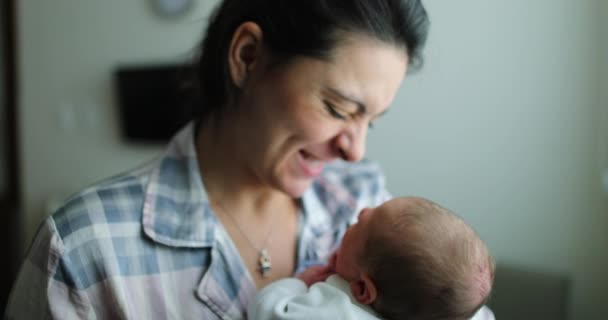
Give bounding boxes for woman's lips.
[297,150,325,177]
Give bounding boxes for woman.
[6,0,492,319]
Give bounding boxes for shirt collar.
[142,122,217,248]
[140,123,361,250]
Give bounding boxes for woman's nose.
[335,124,367,162]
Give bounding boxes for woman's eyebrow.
[326,87,367,115]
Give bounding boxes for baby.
[247,196,495,320]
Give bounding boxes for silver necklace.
[216,204,275,278]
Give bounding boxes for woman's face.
[237,33,408,197]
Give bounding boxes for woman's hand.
[296,265,334,287]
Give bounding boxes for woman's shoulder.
[32,163,174,288]
[50,164,154,249]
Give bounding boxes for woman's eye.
[324,101,347,120]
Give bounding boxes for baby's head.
[329,196,494,320]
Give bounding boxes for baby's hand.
[296,265,333,287]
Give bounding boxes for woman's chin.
[282,181,313,198]
[278,174,316,198]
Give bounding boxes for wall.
[601,0,608,246]
[17,0,218,249]
[17,0,607,319]
[602,0,608,198]
[367,1,607,318]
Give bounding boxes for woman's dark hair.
[195,0,430,124]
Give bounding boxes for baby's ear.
[350,273,377,305]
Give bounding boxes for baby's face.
[329,202,392,281]
[329,198,411,281]
[329,207,374,281]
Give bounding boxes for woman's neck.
[195,117,292,216]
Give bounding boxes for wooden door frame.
[1,0,19,314]
[2,0,18,206]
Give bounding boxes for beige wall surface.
[600,0,608,268]
[599,1,608,192]
[366,1,607,318]
[17,0,608,319]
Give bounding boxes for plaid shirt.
[5,123,389,320]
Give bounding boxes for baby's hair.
[362,197,495,320]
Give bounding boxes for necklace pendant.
[258,249,272,278]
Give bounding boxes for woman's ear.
[350,273,378,305]
[228,22,263,88]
